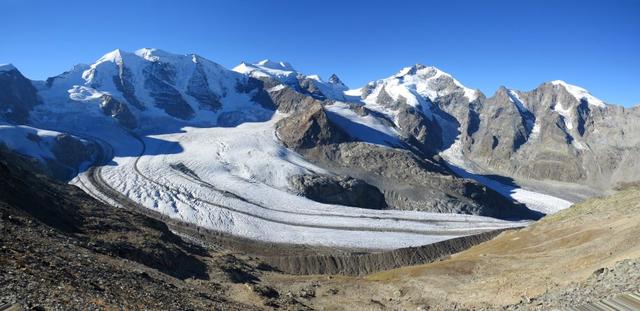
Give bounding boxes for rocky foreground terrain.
[1,148,638,310]
[0,151,265,310]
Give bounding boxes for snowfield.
[70,114,534,250]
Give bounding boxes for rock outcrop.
[289,174,386,209]
[0,65,40,124]
[100,94,137,128]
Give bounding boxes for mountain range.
[1,48,639,248]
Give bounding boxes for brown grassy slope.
[373,186,640,306]
[268,186,640,310]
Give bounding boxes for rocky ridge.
[276,101,538,218]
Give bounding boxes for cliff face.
[460,84,640,189]
[0,65,40,124]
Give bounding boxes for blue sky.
[1,0,638,106]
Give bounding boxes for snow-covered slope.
[36,48,270,129]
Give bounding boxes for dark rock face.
[45,134,97,181]
[296,77,327,100]
[187,62,222,111]
[375,86,398,108]
[328,74,346,89]
[575,99,591,136]
[306,142,535,219]
[236,77,280,111]
[235,76,323,113]
[112,66,145,110]
[289,174,386,209]
[466,88,534,163]
[100,95,137,128]
[360,83,375,99]
[396,105,443,156]
[143,62,194,119]
[264,83,321,113]
[0,131,97,181]
[50,134,96,168]
[0,67,40,124]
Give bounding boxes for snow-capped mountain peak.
[361,64,479,105]
[395,63,433,77]
[93,48,201,69]
[394,64,477,100]
[549,80,606,107]
[256,59,294,71]
[233,59,298,81]
[328,74,345,86]
[134,48,188,63]
[232,59,351,101]
[0,63,18,73]
[95,49,126,65]
[134,48,163,61]
[33,48,273,127]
